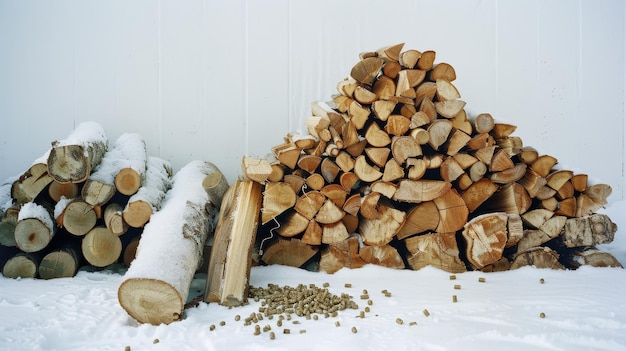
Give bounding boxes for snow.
[125,156,173,213]
[0,200,624,350]
[88,133,147,184]
[53,121,108,150]
[17,202,54,235]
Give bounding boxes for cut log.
[510,247,565,270]
[396,201,439,240]
[433,189,468,233]
[482,182,531,215]
[104,202,129,236]
[359,244,405,269]
[354,155,383,182]
[47,121,108,184]
[39,237,82,279]
[11,154,53,205]
[112,133,148,196]
[321,221,349,244]
[319,236,365,274]
[201,167,229,209]
[60,199,98,236]
[2,252,42,279]
[473,113,494,134]
[48,181,79,202]
[205,180,262,307]
[561,214,617,248]
[242,156,272,183]
[572,248,623,268]
[119,160,223,325]
[461,213,509,269]
[261,182,297,225]
[393,179,451,203]
[358,204,405,246]
[15,202,56,253]
[350,57,384,85]
[261,238,318,268]
[123,157,173,228]
[81,226,122,267]
[460,178,499,213]
[405,232,467,273]
[277,210,309,237]
[0,207,18,247]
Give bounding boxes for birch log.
[118,161,225,325]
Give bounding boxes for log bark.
[205,180,262,307]
[561,214,617,248]
[123,157,173,228]
[118,161,223,325]
[47,121,108,184]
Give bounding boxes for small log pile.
[247,43,621,274]
[0,122,224,280]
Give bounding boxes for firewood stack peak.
[245,43,621,274]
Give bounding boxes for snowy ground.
[1,200,625,351]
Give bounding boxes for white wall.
[0,0,624,201]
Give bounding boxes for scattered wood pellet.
[396,318,404,325]
[283,328,291,334]
[360,294,369,300]
[454,284,461,290]
[423,309,430,317]
[299,329,306,334]
[449,275,456,280]
[365,306,370,313]
[452,295,457,303]
[351,326,357,333]
[335,321,341,327]
[367,300,373,305]
[540,312,546,318]
[125,346,131,351]
[345,283,352,288]
[234,315,241,321]
[359,311,365,318]
[478,277,486,283]
[409,321,417,326]
[153,339,159,344]
[540,278,545,284]
[219,321,226,326]
[323,282,330,287]
[210,324,215,331]
[270,332,275,340]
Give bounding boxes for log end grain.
[118,278,184,325]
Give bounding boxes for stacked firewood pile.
[0,122,223,280]
[246,43,622,274]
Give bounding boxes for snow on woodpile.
[87,133,147,184]
[17,202,54,234]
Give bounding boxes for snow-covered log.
[14,202,56,253]
[82,133,147,206]
[118,160,226,325]
[47,121,108,184]
[122,156,172,228]
[11,151,53,205]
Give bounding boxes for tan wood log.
[461,212,509,269]
[410,126,430,144]
[445,129,471,156]
[354,85,378,104]
[372,100,396,122]
[572,248,623,268]
[440,157,464,183]
[518,146,539,164]
[571,174,588,192]
[365,147,391,168]
[490,123,517,139]
[321,221,349,244]
[14,202,56,253]
[468,161,487,182]
[391,136,422,165]
[82,179,116,207]
[382,158,405,182]
[376,43,404,61]
[242,156,273,183]
[301,219,323,245]
[47,121,108,184]
[405,231,466,273]
[337,78,358,97]
[435,100,466,118]
[287,132,319,150]
[489,149,514,172]
[351,57,384,85]
[348,101,370,129]
[474,145,496,166]
[393,179,451,203]
[342,213,359,234]
[545,170,573,191]
[306,116,330,140]
[276,210,309,237]
[283,174,305,194]
[340,172,359,192]
[456,173,473,191]
[506,214,525,248]
[451,109,473,135]
[530,155,558,177]
[320,184,347,207]
[373,75,396,100]
[554,197,577,217]
[0,207,18,247]
[359,244,405,269]
[122,235,140,268]
[467,133,495,151]
[460,178,499,213]
[354,155,383,182]
[342,194,361,217]
[119,161,224,325]
[396,201,439,240]
[81,226,122,267]
[358,204,405,246]
[319,236,366,274]
[204,180,262,307]
[435,79,461,101]
[261,238,318,268]
[312,101,346,131]
[365,123,391,147]
[359,192,381,220]
[2,251,42,279]
[584,183,612,207]
[472,113,495,134]
[405,158,427,180]
[315,199,345,224]
[429,62,456,81]
[555,181,574,200]
[416,50,436,70]
[521,209,555,229]
[434,189,468,233]
[320,158,340,183]
[335,151,355,172]
[480,257,512,272]
[561,213,617,248]
[60,199,97,236]
[123,156,173,228]
[261,182,297,225]
[425,153,445,169]
[400,49,421,69]
[385,115,411,136]
[427,119,453,150]
[518,168,547,198]
[541,197,558,212]
[382,60,402,79]
[48,181,79,202]
[496,136,523,154]
[575,194,601,217]
[294,191,326,220]
[11,160,53,205]
[535,185,557,201]
[103,202,128,236]
[39,237,82,279]
[416,86,438,111]
[370,180,397,199]
[482,182,531,215]
[490,163,527,184]
[275,144,302,170]
[396,70,426,97]
[510,247,565,270]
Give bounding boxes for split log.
[461,213,510,269]
[396,201,439,240]
[242,156,273,183]
[404,232,467,273]
[47,121,108,184]
[571,248,623,268]
[261,238,318,268]
[14,202,56,253]
[319,236,366,274]
[561,214,617,248]
[261,182,297,225]
[359,204,405,246]
[359,244,405,269]
[11,152,53,205]
[103,202,129,236]
[118,160,223,325]
[48,181,80,202]
[123,157,173,228]
[205,180,262,307]
[510,247,565,270]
